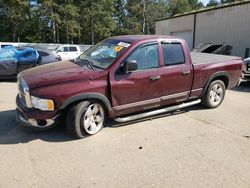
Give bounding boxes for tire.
[66,101,105,138]
[201,80,226,109]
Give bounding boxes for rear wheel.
[201,80,225,108]
[66,101,105,138]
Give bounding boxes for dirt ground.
[0,80,250,188]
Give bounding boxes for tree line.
[0,0,239,45]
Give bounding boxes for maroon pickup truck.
[16,35,242,138]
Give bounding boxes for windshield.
[77,39,131,69]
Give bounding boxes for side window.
[63,47,69,52]
[127,43,159,71]
[69,47,77,52]
[22,51,33,58]
[38,51,50,57]
[162,43,185,66]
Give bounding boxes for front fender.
[59,93,112,112]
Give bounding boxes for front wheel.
[66,101,105,138]
[201,80,226,108]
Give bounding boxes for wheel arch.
[59,93,113,115]
[202,71,229,96]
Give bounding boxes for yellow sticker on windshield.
[114,45,124,52]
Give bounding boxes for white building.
[155,1,250,58]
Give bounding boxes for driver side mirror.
[124,60,137,73]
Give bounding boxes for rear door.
[159,41,193,106]
[69,46,81,59]
[111,42,163,116]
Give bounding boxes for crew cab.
[16,35,242,138]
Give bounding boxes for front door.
[111,42,163,116]
[56,46,69,60]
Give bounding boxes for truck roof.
[110,35,179,43]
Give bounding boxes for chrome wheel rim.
[209,84,223,106]
[83,103,104,135]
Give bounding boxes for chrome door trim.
[191,88,203,92]
[161,91,189,101]
[114,91,190,111]
[114,98,160,111]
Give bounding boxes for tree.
[78,0,116,44]
[145,0,168,34]
[40,0,61,43]
[23,2,53,42]
[125,0,167,35]
[0,0,30,42]
[167,0,204,16]
[220,0,237,4]
[114,0,127,35]
[206,0,219,7]
[59,1,80,44]
[0,0,207,44]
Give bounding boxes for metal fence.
[1,42,92,52]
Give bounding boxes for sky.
[200,0,210,6]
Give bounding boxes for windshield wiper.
[76,59,95,70]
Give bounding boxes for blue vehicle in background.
[0,47,42,77]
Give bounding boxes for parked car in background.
[23,46,61,64]
[53,45,81,61]
[0,47,41,77]
[242,57,250,81]
[36,48,61,64]
[16,35,242,138]
[0,42,17,50]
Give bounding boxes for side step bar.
[114,99,201,123]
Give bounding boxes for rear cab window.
[162,42,185,66]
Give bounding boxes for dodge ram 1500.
[16,35,242,138]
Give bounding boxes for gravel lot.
[0,80,250,188]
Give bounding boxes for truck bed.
[191,52,241,64]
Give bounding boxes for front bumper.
[16,95,60,128]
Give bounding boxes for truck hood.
[20,61,103,89]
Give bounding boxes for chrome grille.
[243,60,250,73]
[17,74,32,108]
[246,62,250,73]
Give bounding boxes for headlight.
[31,96,54,111]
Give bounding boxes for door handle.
[150,76,161,81]
[182,71,190,76]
